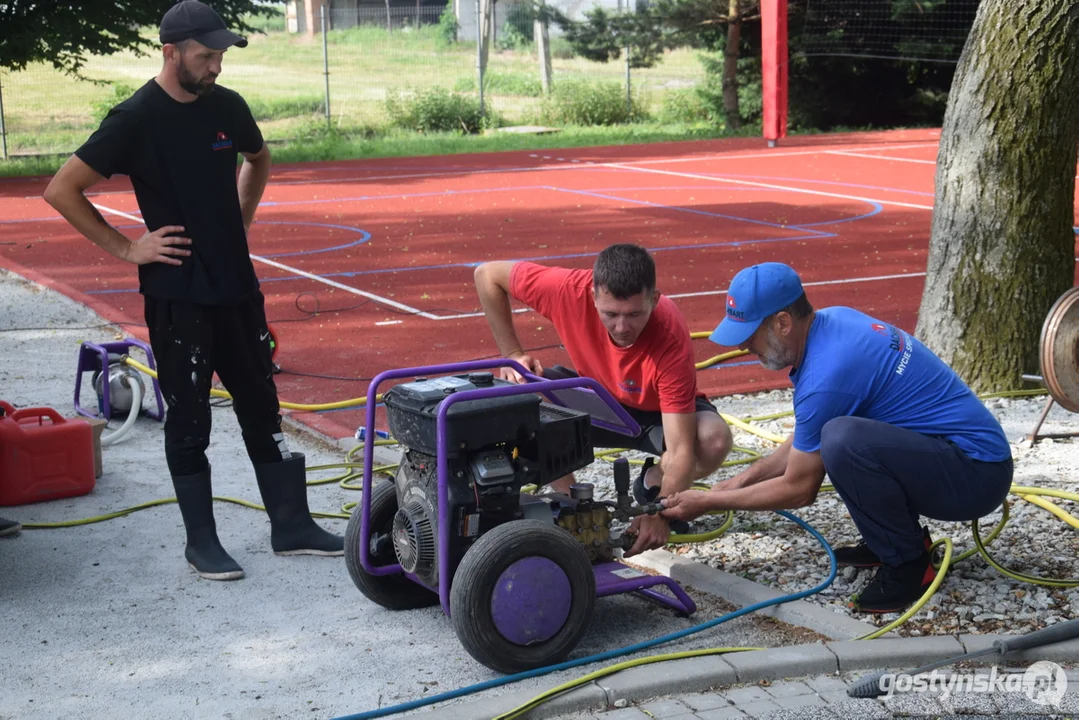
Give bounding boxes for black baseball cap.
[160,1,249,49]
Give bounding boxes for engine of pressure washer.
[382,371,597,587]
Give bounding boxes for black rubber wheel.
[344,479,439,610]
[450,520,595,673]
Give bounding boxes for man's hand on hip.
[123,225,192,266]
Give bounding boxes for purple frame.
[74,339,165,422]
[594,562,696,614]
[358,359,695,619]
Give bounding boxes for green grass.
[0,121,754,178]
[0,25,706,157]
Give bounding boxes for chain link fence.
[0,3,708,159]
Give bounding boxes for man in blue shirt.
[661,263,1013,613]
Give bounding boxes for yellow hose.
[493,647,762,720]
[112,349,1076,623]
[123,357,381,411]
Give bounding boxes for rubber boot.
[253,452,344,556]
[172,469,245,581]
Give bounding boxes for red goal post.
[761,0,788,147]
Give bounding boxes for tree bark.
[535,0,552,94]
[722,0,742,129]
[915,0,1079,392]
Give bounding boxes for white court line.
[827,150,936,165]
[668,271,927,300]
[627,142,940,167]
[603,162,935,211]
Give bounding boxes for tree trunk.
[915,0,1079,392]
[722,0,742,129]
[385,0,392,32]
[535,0,552,94]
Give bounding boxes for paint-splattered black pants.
[144,293,289,477]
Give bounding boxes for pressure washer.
[345,359,697,673]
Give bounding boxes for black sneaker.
[632,457,690,536]
[834,527,933,568]
[849,550,937,613]
[632,456,659,506]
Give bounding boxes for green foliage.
[244,4,287,34]
[0,1,275,73]
[551,6,670,69]
[246,96,326,121]
[789,0,977,129]
[540,80,648,126]
[692,43,762,126]
[497,4,534,51]
[384,87,488,133]
[497,22,533,52]
[549,37,578,60]
[90,83,136,124]
[454,72,543,97]
[327,24,444,49]
[657,88,713,124]
[438,0,459,44]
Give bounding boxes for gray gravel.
[572,387,1079,640]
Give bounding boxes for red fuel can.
[0,400,97,506]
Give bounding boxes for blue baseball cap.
[709,263,805,346]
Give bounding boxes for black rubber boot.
[0,516,22,537]
[172,469,244,581]
[254,452,344,556]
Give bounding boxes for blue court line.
[106,220,372,258]
[258,221,371,258]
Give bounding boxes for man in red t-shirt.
[474,244,732,555]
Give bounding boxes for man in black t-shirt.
[44,0,343,581]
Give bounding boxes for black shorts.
[541,365,717,456]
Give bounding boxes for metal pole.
[0,74,8,160]
[321,4,331,128]
[620,0,631,118]
[475,0,485,117]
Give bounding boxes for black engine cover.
[384,373,541,459]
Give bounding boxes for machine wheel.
[450,520,596,673]
[344,479,439,610]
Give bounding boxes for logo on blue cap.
[709,263,805,346]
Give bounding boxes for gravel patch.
[573,389,1079,638]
